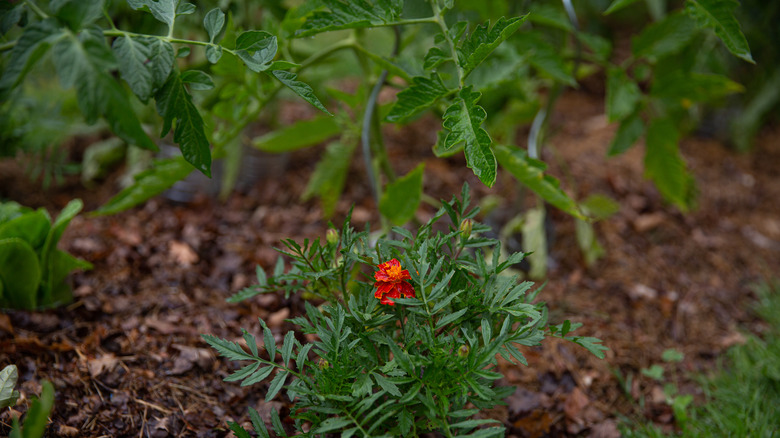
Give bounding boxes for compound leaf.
[685,0,753,63]
[52,30,157,150]
[441,87,496,187]
[457,15,527,79]
[296,0,403,37]
[113,36,155,102]
[495,145,585,220]
[386,74,449,123]
[127,0,194,30]
[644,117,695,211]
[0,19,61,100]
[203,8,225,43]
[632,12,696,60]
[235,31,277,72]
[155,70,212,176]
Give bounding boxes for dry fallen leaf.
[170,240,199,266]
[88,354,119,378]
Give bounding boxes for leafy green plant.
[0,199,92,310]
[204,185,607,437]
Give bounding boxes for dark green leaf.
[0,19,60,100]
[228,422,252,438]
[379,163,424,226]
[372,373,401,397]
[0,238,40,309]
[423,47,449,70]
[495,145,585,219]
[0,4,24,35]
[436,308,468,329]
[177,46,190,57]
[271,70,332,115]
[604,0,641,14]
[242,366,275,386]
[513,32,576,86]
[608,111,644,156]
[206,45,222,63]
[685,0,753,63]
[302,140,356,217]
[155,71,212,176]
[296,0,403,37]
[458,15,527,79]
[180,70,215,90]
[52,31,157,150]
[113,36,156,102]
[632,12,696,60]
[265,370,288,401]
[569,336,608,359]
[127,0,193,30]
[236,31,277,72]
[0,210,50,249]
[94,157,194,215]
[441,87,496,187]
[351,373,373,398]
[606,67,642,122]
[281,331,295,365]
[202,334,257,361]
[224,362,261,382]
[50,0,102,31]
[253,116,340,152]
[249,407,271,438]
[313,417,354,434]
[386,74,449,123]
[203,8,225,43]
[644,117,695,211]
[19,380,54,438]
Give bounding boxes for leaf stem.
[24,0,48,19]
[431,2,464,87]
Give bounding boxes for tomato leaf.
[441,87,496,187]
[644,117,695,211]
[685,0,753,63]
[386,74,449,123]
[295,0,403,37]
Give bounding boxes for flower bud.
[459,218,473,239]
[318,359,330,369]
[326,228,339,245]
[457,344,470,358]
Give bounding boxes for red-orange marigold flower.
[373,258,416,306]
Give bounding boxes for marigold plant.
[203,185,606,437]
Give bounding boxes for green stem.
[102,7,118,31]
[24,0,48,19]
[431,2,464,87]
[0,41,14,52]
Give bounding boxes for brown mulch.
[1,90,779,437]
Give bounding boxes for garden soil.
[2,90,779,437]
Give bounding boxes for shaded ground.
[1,90,779,437]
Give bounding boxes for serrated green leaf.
[436,307,468,329]
[314,416,354,434]
[253,116,340,153]
[458,15,527,79]
[442,87,496,187]
[94,157,193,215]
[281,331,295,365]
[450,418,500,430]
[685,0,753,63]
[271,70,332,115]
[203,8,225,43]
[202,334,257,361]
[608,111,644,156]
[52,30,157,150]
[127,0,194,30]
[270,408,287,437]
[632,12,696,60]
[379,163,424,226]
[265,370,288,401]
[606,67,642,122]
[296,0,403,37]
[180,70,215,90]
[372,373,401,397]
[249,407,271,438]
[236,31,277,72]
[155,70,212,176]
[495,145,584,219]
[0,19,60,100]
[296,343,313,370]
[569,336,608,359]
[386,74,449,123]
[0,365,19,409]
[224,362,261,382]
[50,0,103,31]
[650,72,743,103]
[423,47,449,70]
[112,36,154,102]
[644,117,695,211]
[228,422,252,438]
[302,140,357,217]
[604,0,641,14]
[242,365,275,386]
[351,373,373,398]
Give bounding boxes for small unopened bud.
[326,228,339,245]
[457,345,470,358]
[318,359,330,369]
[459,218,473,239]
